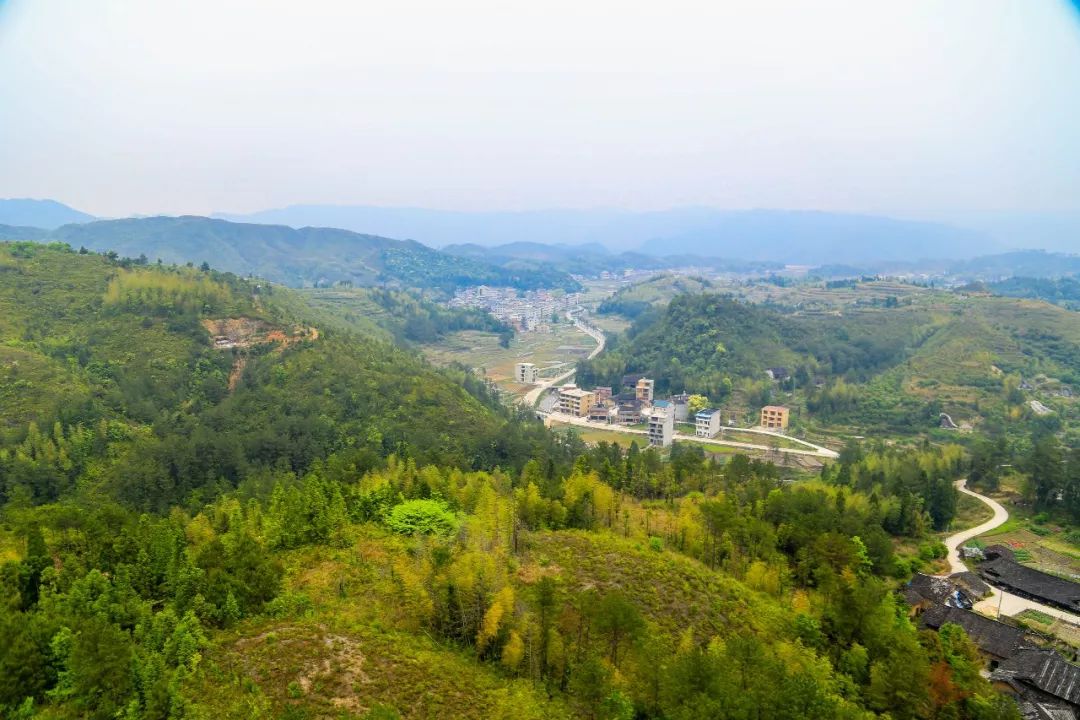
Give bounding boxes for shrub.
[384,499,459,536]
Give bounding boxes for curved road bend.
[941,479,1080,624]
[522,313,605,407]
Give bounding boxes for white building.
[514,362,538,384]
[695,409,721,438]
[648,401,674,447]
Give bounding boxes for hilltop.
[580,286,1080,437]
[0,216,578,293]
[217,205,994,264]
[0,198,95,229]
[0,242,531,492]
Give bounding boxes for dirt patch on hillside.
[202,317,317,350]
[202,318,318,391]
[231,625,370,715]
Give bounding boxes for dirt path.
[941,479,1080,624]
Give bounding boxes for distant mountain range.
[0,215,578,292]
[441,240,782,275]
[216,205,997,264]
[0,198,95,229]
[4,198,1078,272]
[814,250,1080,281]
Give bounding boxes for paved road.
[941,479,1080,624]
[522,313,605,407]
[546,412,839,459]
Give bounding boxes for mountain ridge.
[0,198,95,229]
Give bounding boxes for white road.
[522,312,605,407]
[941,479,1080,624]
[545,411,839,459]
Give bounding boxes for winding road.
[522,312,605,407]
[942,479,1080,624]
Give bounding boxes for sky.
[1,1,1079,220]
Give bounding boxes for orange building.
[760,405,790,430]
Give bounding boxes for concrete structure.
[636,377,655,404]
[671,393,690,422]
[514,362,538,384]
[589,405,616,424]
[595,386,613,401]
[648,401,674,447]
[760,405,790,430]
[695,408,721,438]
[615,399,643,425]
[558,384,596,417]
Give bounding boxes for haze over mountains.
[217,205,999,264]
[0,198,96,229]
[3,198,1080,270]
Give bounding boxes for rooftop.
[979,552,1080,613]
[762,405,789,412]
[695,409,719,419]
[560,387,595,399]
[994,649,1080,706]
[921,605,1030,659]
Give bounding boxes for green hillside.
[0,243,1028,720]
[39,216,578,292]
[596,273,714,318]
[581,290,1080,436]
[0,242,532,496]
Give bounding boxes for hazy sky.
[1,1,1079,219]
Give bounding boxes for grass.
[422,322,596,391]
[549,422,646,449]
[950,492,995,533]
[1017,609,1054,626]
[522,530,790,640]
[184,531,573,720]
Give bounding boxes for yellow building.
[760,405,790,430]
[558,386,596,417]
[635,377,654,403]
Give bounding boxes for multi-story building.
[760,405,790,430]
[595,386,613,401]
[588,403,615,424]
[648,401,674,447]
[615,399,643,425]
[514,362,538,384]
[671,393,690,422]
[636,377,655,404]
[558,384,596,417]
[695,409,721,438]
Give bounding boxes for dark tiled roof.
[997,649,1080,707]
[979,557,1080,613]
[904,573,974,609]
[950,571,991,599]
[921,605,1029,659]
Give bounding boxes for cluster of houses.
[904,546,1080,718]
[448,286,581,332]
[528,366,791,449]
[550,376,678,447]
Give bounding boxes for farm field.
[421,323,594,389]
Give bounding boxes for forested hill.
[0,241,547,507]
[581,291,1080,434]
[0,241,1025,719]
[0,216,578,292]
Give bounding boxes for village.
[516,361,838,460]
[447,286,585,332]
